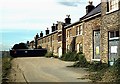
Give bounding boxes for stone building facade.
[29,0,120,64]
[81,3,101,62]
[65,21,83,53]
[100,0,120,64]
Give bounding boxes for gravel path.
[9,57,91,82]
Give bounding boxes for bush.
[45,52,54,58]
[112,58,120,82]
[89,58,120,82]
[73,52,89,67]
[60,51,78,61]
[88,61,108,71]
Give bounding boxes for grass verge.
[2,51,13,82]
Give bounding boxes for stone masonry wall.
[101,2,120,63]
[83,17,101,62]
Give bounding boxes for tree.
[12,44,19,49]
[12,43,28,49]
[37,46,42,49]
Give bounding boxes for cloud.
[57,0,85,7]
[58,2,80,7]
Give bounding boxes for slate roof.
[81,3,101,20]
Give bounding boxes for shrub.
[45,52,54,58]
[112,58,120,82]
[60,51,78,61]
[73,52,89,67]
[89,61,108,71]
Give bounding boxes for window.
[53,35,54,40]
[76,25,83,35]
[76,26,79,35]
[67,45,69,52]
[45,38,46,43]
[109,31,119,38]
[76,44,83,53]
[79,44,83,52]
[79,25,83,35]
[116,31,119,37]
[48,37,49,42]
[67,30,69,37]
[67,29,71,37]
[58,36,62,41]
[52,46,54,52]
[107,0,119,12]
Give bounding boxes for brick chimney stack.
[40,31,43,37]
[51,23,56,32]
[86,0,95,14]
[45,28,49,35]
[65,15,71,25]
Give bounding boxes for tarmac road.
[9,57,90,82]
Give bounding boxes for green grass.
[2,51,13,82]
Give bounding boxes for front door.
[109,31,119,65]
[58,47,62,58]
[93,30,100,59]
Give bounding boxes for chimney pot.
[46,28,49,35]
[40,31,43,37]
[65,15,71,25]
[86,1,95,14]
[51,23,56,32]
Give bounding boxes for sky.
[0,0,101,51]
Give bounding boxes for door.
[93,30,100,59]
[58,47,62,58]
[109,31,119,65]
[77,44,79,53]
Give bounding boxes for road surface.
[9,57,90,82]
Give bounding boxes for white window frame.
[76,25,83,36]
[76,26,79,35]
[107,0,119,13]
[80,25,83,35]
[109,31,119,40]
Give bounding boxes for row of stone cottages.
[28,0,120,65]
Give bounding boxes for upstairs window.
[107,0,119,12]
[80,25,83,35]
[58,36,62,42]
[48,37,49,42]
[109,31,119,39]
[45,38,46,43]
[76,25,83,35]
[67,29,72,37]
[52,35,54,40]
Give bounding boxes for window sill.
[76,34,82,37]
[109,37,119,40]
[92,59,101,62]
[106,9,119,15]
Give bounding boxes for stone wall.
[101,1,120,63]
[83,17,101,62]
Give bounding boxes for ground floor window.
[76,43,83,53]
[109,31,119,39]
[93,30,100,59]
[67,45,69,52]
[109,30,119,65]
